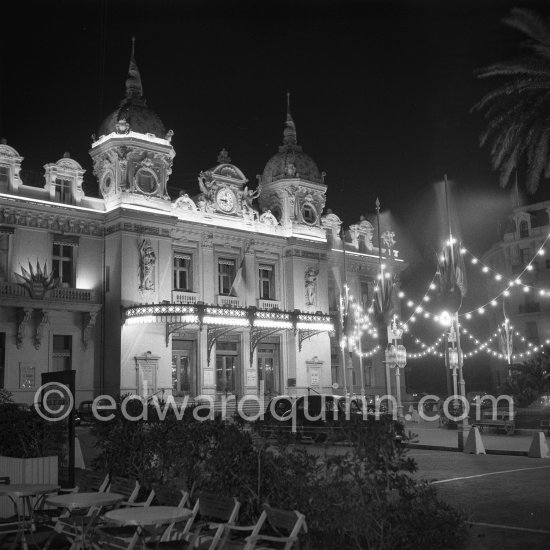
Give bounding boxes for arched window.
[519,220,529,238]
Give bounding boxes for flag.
[230,257,246,297]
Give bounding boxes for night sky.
[3,0,550,392]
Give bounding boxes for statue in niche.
[138,238,156,291]
[173,190,197,211]
[381,230,396,250]
[304,266,319,306]
[242,185,261,221]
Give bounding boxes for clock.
[216,187,236,212]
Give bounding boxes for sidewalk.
[403,418,548,455]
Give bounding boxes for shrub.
[91,400,469,549]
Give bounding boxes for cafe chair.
[144,485,190,543]
[147,492,240,550]
[219,504,307,550]
[0,478,20,546]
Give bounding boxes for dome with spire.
[98,38,167,139]
[261,93,324,185]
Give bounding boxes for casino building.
[0,48,406,407]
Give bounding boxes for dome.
[261,95,324,185]
[98,99,166,139]
[98,38,166,140]
[262,147,323,184]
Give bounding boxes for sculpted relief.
[304,266,319,306]
[138,238,156,291]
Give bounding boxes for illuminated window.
[258,265,274,300]
[218,259,235,295]
[52,335,72,371]
[173,254,192,291]
[54,178,72,204]
[0,166,9,193]
[53,241,76,287]
[0,333,5,388]
[0,232,10,282]
[519,220,529,238]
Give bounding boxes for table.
[103,506,193,527]
[102,506,193,547]
[0,483,60,550]
[46,492,124,549]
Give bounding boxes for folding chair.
[220,504,307,550]
[0,477,20,546]
[147,492,240,550]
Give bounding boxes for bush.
[0,406,65,459]
[91,399,469,549]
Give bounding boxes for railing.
[0,281,96,302]
[258,299,281,310]
[217,295,242,308]
[172,291,199,304]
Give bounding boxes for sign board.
[309,368,320,387]
[246,370,257,386]
[19,363,36,388]
[203,369,214,386]
[40,370,76,489]
[135,355,158,397]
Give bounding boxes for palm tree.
[473,7,550,194]
[500,347,550,407]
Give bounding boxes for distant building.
[0,47,406,407]
[482,200,550,387]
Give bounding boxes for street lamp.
[385,319,406,417]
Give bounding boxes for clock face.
[216,188,236,212]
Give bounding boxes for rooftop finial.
[283,90,297,147]
[125,36,143,99]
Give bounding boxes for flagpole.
[341,226,349,396]
[376,198,391,401]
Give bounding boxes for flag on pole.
[230,257,246,297]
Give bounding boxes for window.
[301,203,317,224]
[360,281,369,309]
[52,335,72,371]
[526,322,539,344]
[520,248,531,266]
[519,220,529,238]
[271,206,282,222]
[364,361,375,387]
[0,333,5,388]
[54,178,72,204]
[173,254,192,291]
[216,341,239,394]
[218,259,235,295]
[0,232,10,282]
[52,242,75,286]
[258,265,274,300]
[0,166,9,193]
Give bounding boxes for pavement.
[403,418,548,455]
[411,450,550,549]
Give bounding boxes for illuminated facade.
[482,200,550,387]
[0,49,406,406]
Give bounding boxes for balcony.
[0,281,97,304]
[217,295,242,308]
[258,299,281,311]
[172,290,199,305]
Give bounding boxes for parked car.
[255,395,295,438]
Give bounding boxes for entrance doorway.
[172,340,195,396]
[216,341,240,395]
[257,344,279,397]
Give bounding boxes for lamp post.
[385,318,406,417]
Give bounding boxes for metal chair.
[220,504,307,550]
[146,492,240,550]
